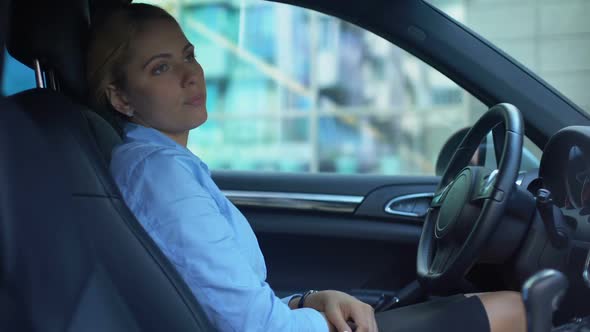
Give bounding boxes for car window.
[2,49,36,95]
[479,131,541,173]
[138,1,540,174]
[426,0,590,114]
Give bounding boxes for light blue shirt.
[110,123,329,332]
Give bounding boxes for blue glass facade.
[2,50,35,95]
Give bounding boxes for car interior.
[2,0,590,331]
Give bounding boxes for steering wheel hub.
[435,169,473,239]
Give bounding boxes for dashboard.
[536,126,590,321]
[540,126,590,214]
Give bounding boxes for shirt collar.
[123,122,182,149]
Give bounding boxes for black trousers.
[375,295,491,332]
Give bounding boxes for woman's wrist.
[298,290,319,308]
[288,294,303,309]
[288,290,324,310]
[301,290,326,310]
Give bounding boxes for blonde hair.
[86,3,175,131]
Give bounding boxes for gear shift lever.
[522,269,568,332]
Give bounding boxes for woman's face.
[108,18,207,142]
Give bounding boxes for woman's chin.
[190,109,208,129]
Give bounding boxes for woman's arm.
[116,149,330,332]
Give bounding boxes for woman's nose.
[182,63,202,88]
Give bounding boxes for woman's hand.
[306,290,378,332]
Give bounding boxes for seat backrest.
[2,0,215,330]
[5,88,214,332]
[82,107,123,165]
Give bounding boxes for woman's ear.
[105,84,134,117]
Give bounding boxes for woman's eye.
[185,52,196,62]
[152,63,170,75]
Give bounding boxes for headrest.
[7,0,90,101]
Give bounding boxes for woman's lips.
[185,94,206,107]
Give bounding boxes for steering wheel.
[417,103,524,291]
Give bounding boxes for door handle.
[384,193,434,217]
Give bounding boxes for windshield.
[427,0,590,113]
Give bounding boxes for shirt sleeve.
[121,149,329,332]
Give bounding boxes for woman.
[86,4,526,332]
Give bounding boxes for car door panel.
[213,171,439,303]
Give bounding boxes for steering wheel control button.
[483,169,499,189]
[432,184,452,206]
[471,169,500,201]
[431,193,443,206]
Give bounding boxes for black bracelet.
[289,294,303,308]
[297,290,318,309]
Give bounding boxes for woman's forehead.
[130,19,189,60]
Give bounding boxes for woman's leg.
[466,291,526,332]
[375,293,490,332]
[374,291,526,332]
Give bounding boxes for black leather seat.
[1,0,215,330]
